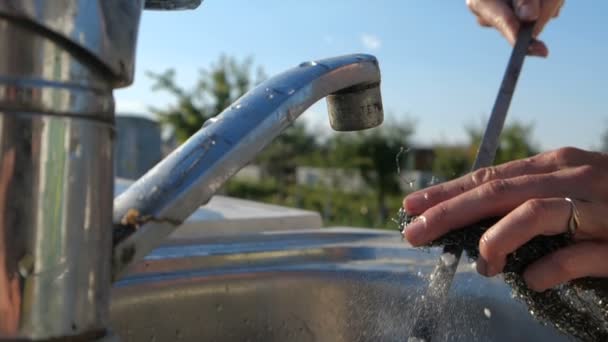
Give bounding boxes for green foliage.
[254,122,317,184]
[467,120,539,165]
[432,146,470,180]
[320,119,415,221]
[147,55,265,143]
[433,120,539,180]
[224,179,404,229]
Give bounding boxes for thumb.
[513,0,541,21]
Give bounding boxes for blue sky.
[116,1,607,151]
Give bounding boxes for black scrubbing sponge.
[398,208,608,341]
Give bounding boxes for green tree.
[432,145,470,180]
[147,55,265,142]
[325,119,415,223]
[254,122,317,189]
[433,120,538,180]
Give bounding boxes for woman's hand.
[402,147,608,292]
[467,0,564,57]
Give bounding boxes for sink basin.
[110,228,569,341]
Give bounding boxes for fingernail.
[404,216,427,245]
[404,193,427,212]
[476,258,489,276]
[517,4,537,21]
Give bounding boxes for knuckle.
[466,0,476,11]
[551,146,584,167]
[572,164,597,181]
[496,14,518,31]
[549,252,577,279]
[471,166,498,185]
[480,179,510,197]
[522,199,548,220]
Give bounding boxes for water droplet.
[232,103,243,110]
[440,253,457,267]
[416,271,423,278]
[408,338,427,342]
[299,61,318,67]
[75,145,82,157]
[272,86,296,96]
[483,307,492,318]
[265,87,277,100]
[18,253,34,277]
[529,309,535,316]
[423,193,429,200]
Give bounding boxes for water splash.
[483,307,492,319]
[395,146,408,175]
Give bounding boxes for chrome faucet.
[0,1,383,340]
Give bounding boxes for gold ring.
[564,197,580,236]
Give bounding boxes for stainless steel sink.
[110,228,569,341]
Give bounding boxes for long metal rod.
[408,22,535,341]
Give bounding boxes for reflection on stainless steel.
[111,229,569,342]
[0,1,205,339]
[0,9,115,340]
[112,54,384,278]
[115,116,162,180]
[0,0,144,87]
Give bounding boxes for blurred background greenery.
[147,55,539,230]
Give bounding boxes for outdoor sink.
[109,228,569,341]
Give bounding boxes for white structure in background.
[115,114,162,179]
[296,167,368,192]
[234,164,264,182]
[115,178,322,238]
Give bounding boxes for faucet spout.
[111,54,383,278]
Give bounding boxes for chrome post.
[0,0,201,340]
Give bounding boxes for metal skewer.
[407,22,536,341]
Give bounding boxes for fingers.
[468,0,563,57]
[468,0,520,45]
[477,197,608,277]
[404,154,551,214]
[523,241,608,292]
[403,164,599,246]
[404,172,565,246]
[533,0,564,37]
[513,0,541,21]
[404,147,600,215]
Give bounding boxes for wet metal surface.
[110,229,569,341]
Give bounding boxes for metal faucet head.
[112,54,384,278]
[145,0,203,10]
[327,82,383,131]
